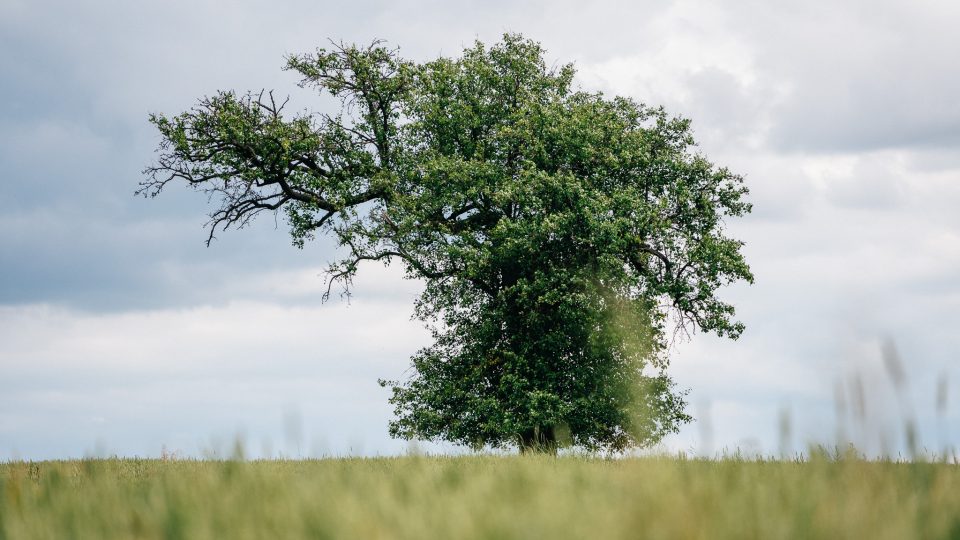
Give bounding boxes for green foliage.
[4,457,960,539]
[142,34,753,452]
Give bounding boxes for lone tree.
[142,35,753,453]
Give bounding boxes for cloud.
[572,0,960,154]
[2,0,960,458]
[0,287,430,459]
[724,0,960,152]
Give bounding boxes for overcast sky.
[2,0,959,460]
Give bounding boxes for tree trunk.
[518,425,557,455]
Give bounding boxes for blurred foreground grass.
[2,455,960,539]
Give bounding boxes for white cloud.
[0,280,431,459]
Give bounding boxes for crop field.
[2,454,959,539]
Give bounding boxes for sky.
[2,0,959,460]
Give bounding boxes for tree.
[141,34,753,453]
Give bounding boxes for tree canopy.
[142,34,753,452]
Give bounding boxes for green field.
[2,455,959,539]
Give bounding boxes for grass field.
[2,454,959,539]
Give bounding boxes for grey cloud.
[680,67,767,147]
[0,206,367,311]
[571,1,960,154]
[0,0,676,315]
[3,0,960,459]
[724,0,960,152]
[817,154,909,211]
[903,147,960,173]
